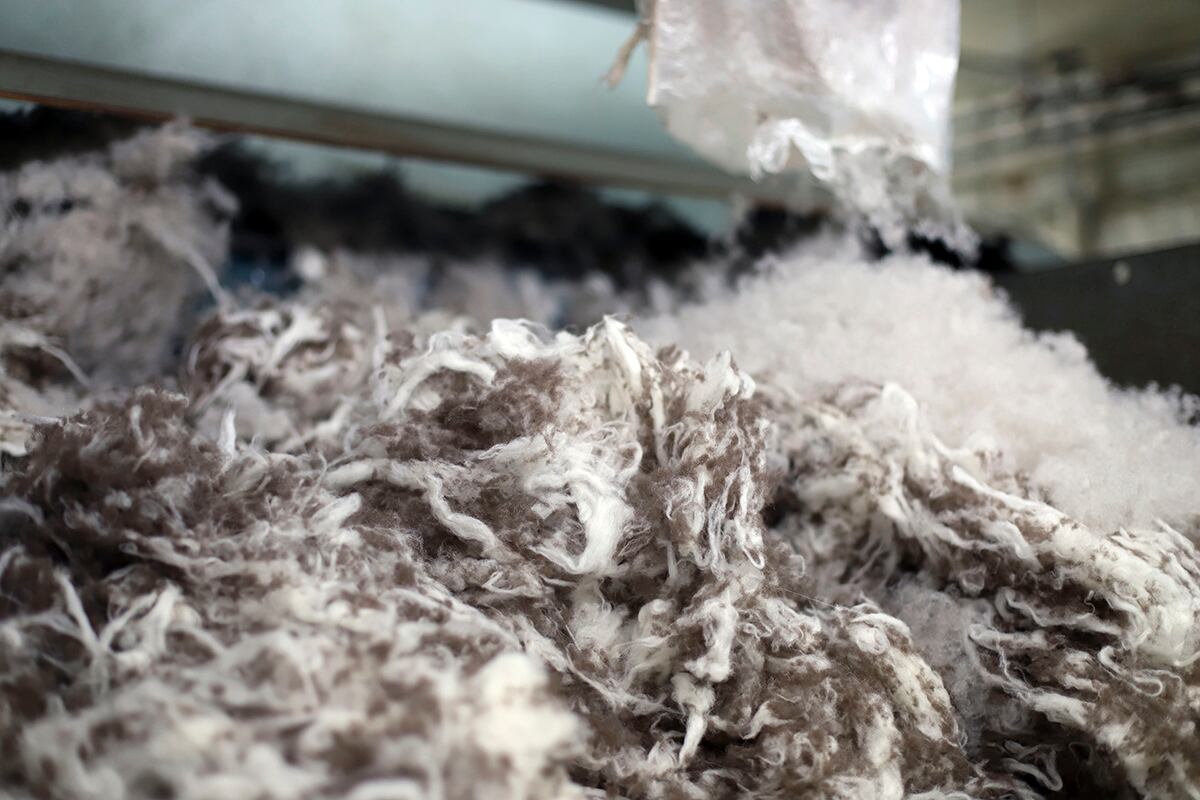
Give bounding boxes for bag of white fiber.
[636,0,967,248]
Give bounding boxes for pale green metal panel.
[0,0,688,159]
[0,0,739,230]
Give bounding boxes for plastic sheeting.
[640,0,966,246]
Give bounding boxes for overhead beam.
[563,0,637,13]
[0,48,792,203]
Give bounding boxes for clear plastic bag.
[639,0,966,247]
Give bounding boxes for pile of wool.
[637,236,1200,536]
[288,247,625,333]
[0,124,232,458]
[2,128,1200,800]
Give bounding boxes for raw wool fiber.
[772,382,1200,798]
[2,128,1200,800]
[0,124,232,459]
[638,235,1200,537]
[288,246,649,333]
[3,312,1043,800]
[0,122,232,386]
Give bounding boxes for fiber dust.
[2,127,1198,800]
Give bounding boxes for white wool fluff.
[0,122,232,386]
[2,128,1200,800]
[290,247,631,333]
[638,237,1200,536]
[0,125,232,458]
